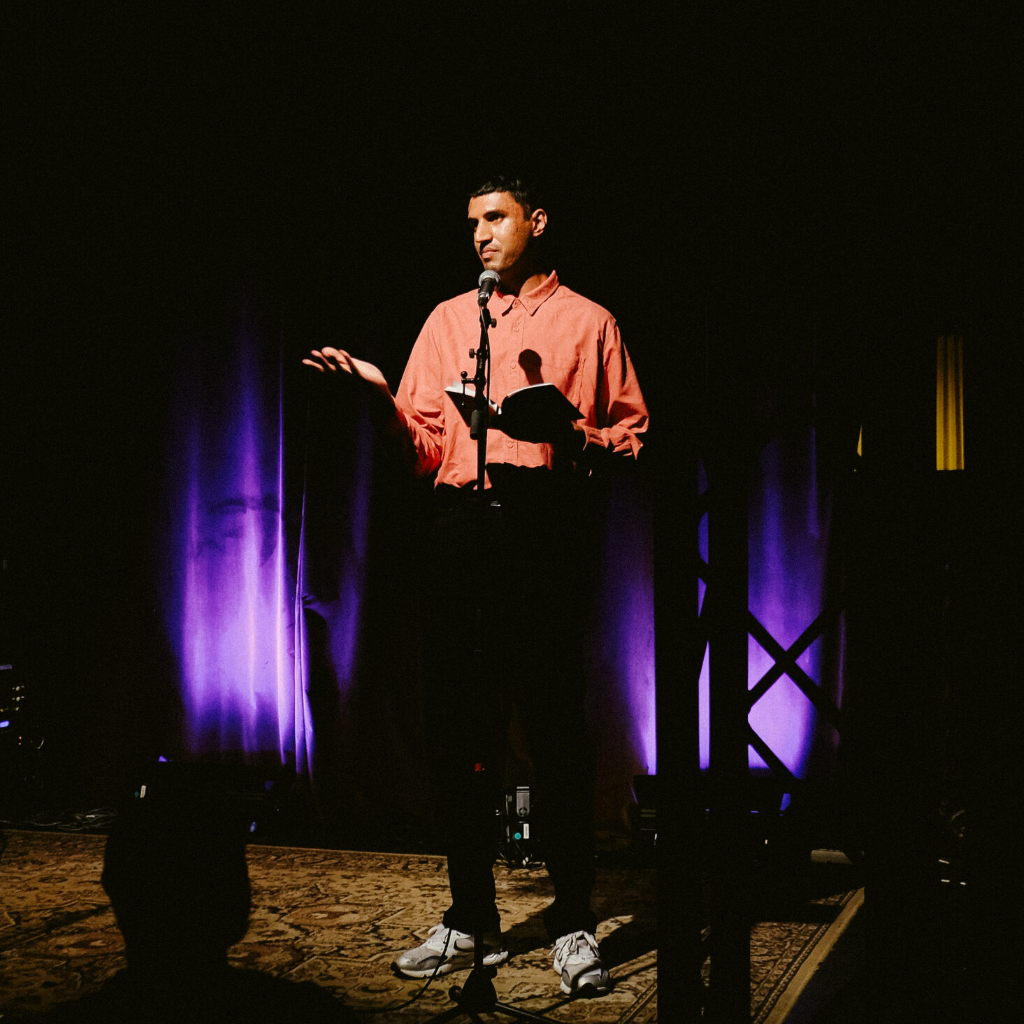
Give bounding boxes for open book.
[444,380,582,442]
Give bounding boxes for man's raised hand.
[303,347,391,398]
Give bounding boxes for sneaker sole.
[393,959,456,979]
[560,972,612,997]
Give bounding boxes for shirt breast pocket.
[518,348,584,407]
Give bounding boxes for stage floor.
[0,829,861,1022]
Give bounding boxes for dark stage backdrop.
[147,249,855,843]
[7,7,687,829]
[6,8,1014,846]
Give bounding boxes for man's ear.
[530,207,548,238]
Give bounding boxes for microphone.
[477,270,500,307]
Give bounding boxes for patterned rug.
[0,829,860,1022]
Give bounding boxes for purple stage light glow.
[598,479,657,776]
[167,304,312,770]
[695,414,834,777]
[745,429,828,776]
[160,297,838,797]
[618,538,656,776]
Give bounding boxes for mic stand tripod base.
[422,929,559,1024]
[424,965,560,1024]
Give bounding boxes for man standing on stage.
[305,175,648,997]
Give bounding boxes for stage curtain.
[159,278,852,841]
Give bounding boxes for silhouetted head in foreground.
[100,787,252,975]
[45,777,349,1022]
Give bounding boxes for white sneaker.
[393,924,508,979]
[552,930,612,996]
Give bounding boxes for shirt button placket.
[510,307,522,372]
[506,304,522,458]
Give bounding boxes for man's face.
[467,192,546,279]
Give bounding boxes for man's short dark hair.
[469,175,542,217]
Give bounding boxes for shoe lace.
[425,924,455,953]
[553,930,598,963]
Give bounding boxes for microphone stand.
[424,291,556,1024]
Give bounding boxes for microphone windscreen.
[477,270,501,306]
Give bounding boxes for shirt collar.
[495,270,559,317]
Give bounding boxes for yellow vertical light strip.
[952,335,964,468]
[936,335,965,470]
[937,335,948,467]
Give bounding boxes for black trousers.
[425,471,599,941]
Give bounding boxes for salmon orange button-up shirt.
[393,271,649,489]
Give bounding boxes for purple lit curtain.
[162,289,316,773]
[587,476,657,828]
[159,287,845,831]
[697,335,852,782]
